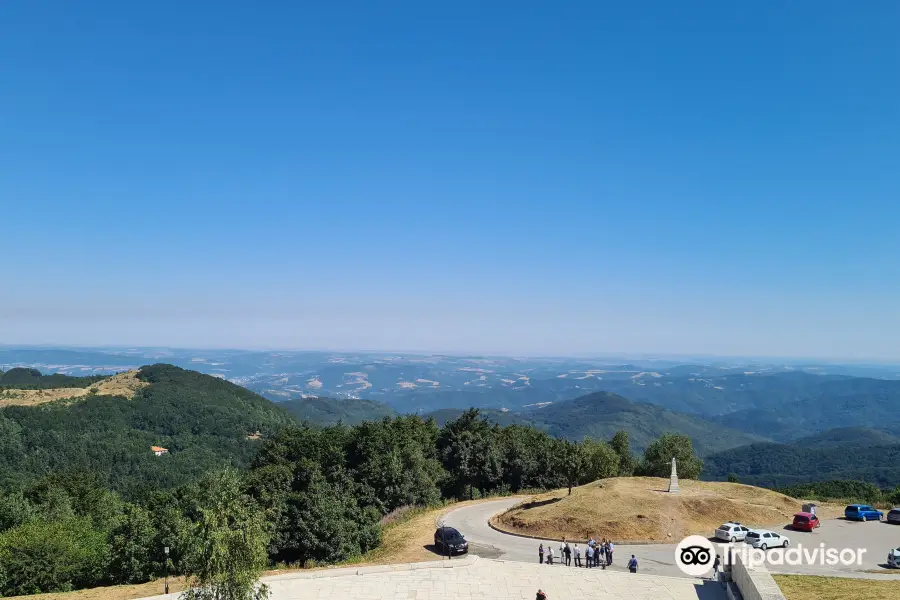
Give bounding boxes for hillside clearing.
[0,370,147,407]
[492,477,843,542]
[774,574,900,600]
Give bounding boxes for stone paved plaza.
[262,558,727,600]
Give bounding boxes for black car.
[888,508,900,524]
[434,526,469,554]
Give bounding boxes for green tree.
[0,492,35,532]
[498,425,563,491]
[727,473,740,483]
[248,425,379,564]
[108,505,156,584]
[345,416,444,513]
[181,469,271,600]
[609,430,636,476]
[581,439,620,482]
[437,409,503,499]
[560,440,585,495]
[887,486,900,506]
[0,517,109,595]
[640,432,703,479]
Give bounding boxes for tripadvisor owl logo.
[675,535,715,577]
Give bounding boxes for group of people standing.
[537,538,616,569]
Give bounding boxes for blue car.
[845,504,883,521]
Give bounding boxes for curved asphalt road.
[443,498,900,579]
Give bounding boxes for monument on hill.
[668,457,680,493]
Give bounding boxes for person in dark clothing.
[628,555,638,573]
[564,542,572,566]
[536,590,547,600]
[712,555,721,580]
[538,543,544,564]
[606,540,613,566]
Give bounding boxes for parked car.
[888,547,900,568]
[844,504,883,521]
[433,526,469,554]
[792,512,820,532]
[715,521,752,542]
[744,529,789,550]
[886,508,900,524]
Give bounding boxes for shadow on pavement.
[694,580,728,599]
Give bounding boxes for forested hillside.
[0,389,700,596]
[279,396,395,425]
[0,364,294,498]
[704,441,900,488]
[527,391,764,454]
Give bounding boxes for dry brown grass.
[492,477,844,542]
[774,574,900,600]
[0,371,147,407]
[3,577,187,600]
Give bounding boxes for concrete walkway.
[139,557,726,600]
[263,557,727,600]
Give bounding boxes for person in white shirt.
[573,544,581,567]
[546,545,554,565]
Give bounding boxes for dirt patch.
[3,577,186,600]
[491,477,844,542]
[0,370,147,407]
[774,574,900,600]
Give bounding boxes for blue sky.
[1,1,898,358]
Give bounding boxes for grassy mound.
[492,477,843,542]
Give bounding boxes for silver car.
[715,522,751,542]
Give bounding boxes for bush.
[0,517,109,595]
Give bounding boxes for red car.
[792,512,820,531]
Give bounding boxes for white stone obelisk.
[668,457,680,493]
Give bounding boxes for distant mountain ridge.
[280,396,395,425]
[524,391,765,455]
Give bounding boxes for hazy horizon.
[2,341,900,366]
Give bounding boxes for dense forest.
[0,364,704,595]
[704,440,900,489]
[0,364,295,499]
[0,368,107,390]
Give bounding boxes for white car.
[744,529,789,550]
[888,547,900,568]
[715,522,752,542]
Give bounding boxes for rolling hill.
[793,427,900,448]
[280,396,395,425]
[0,364,295,498]
[423,407,538,428]
[526,391,766,455]
[703,439,900,488]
